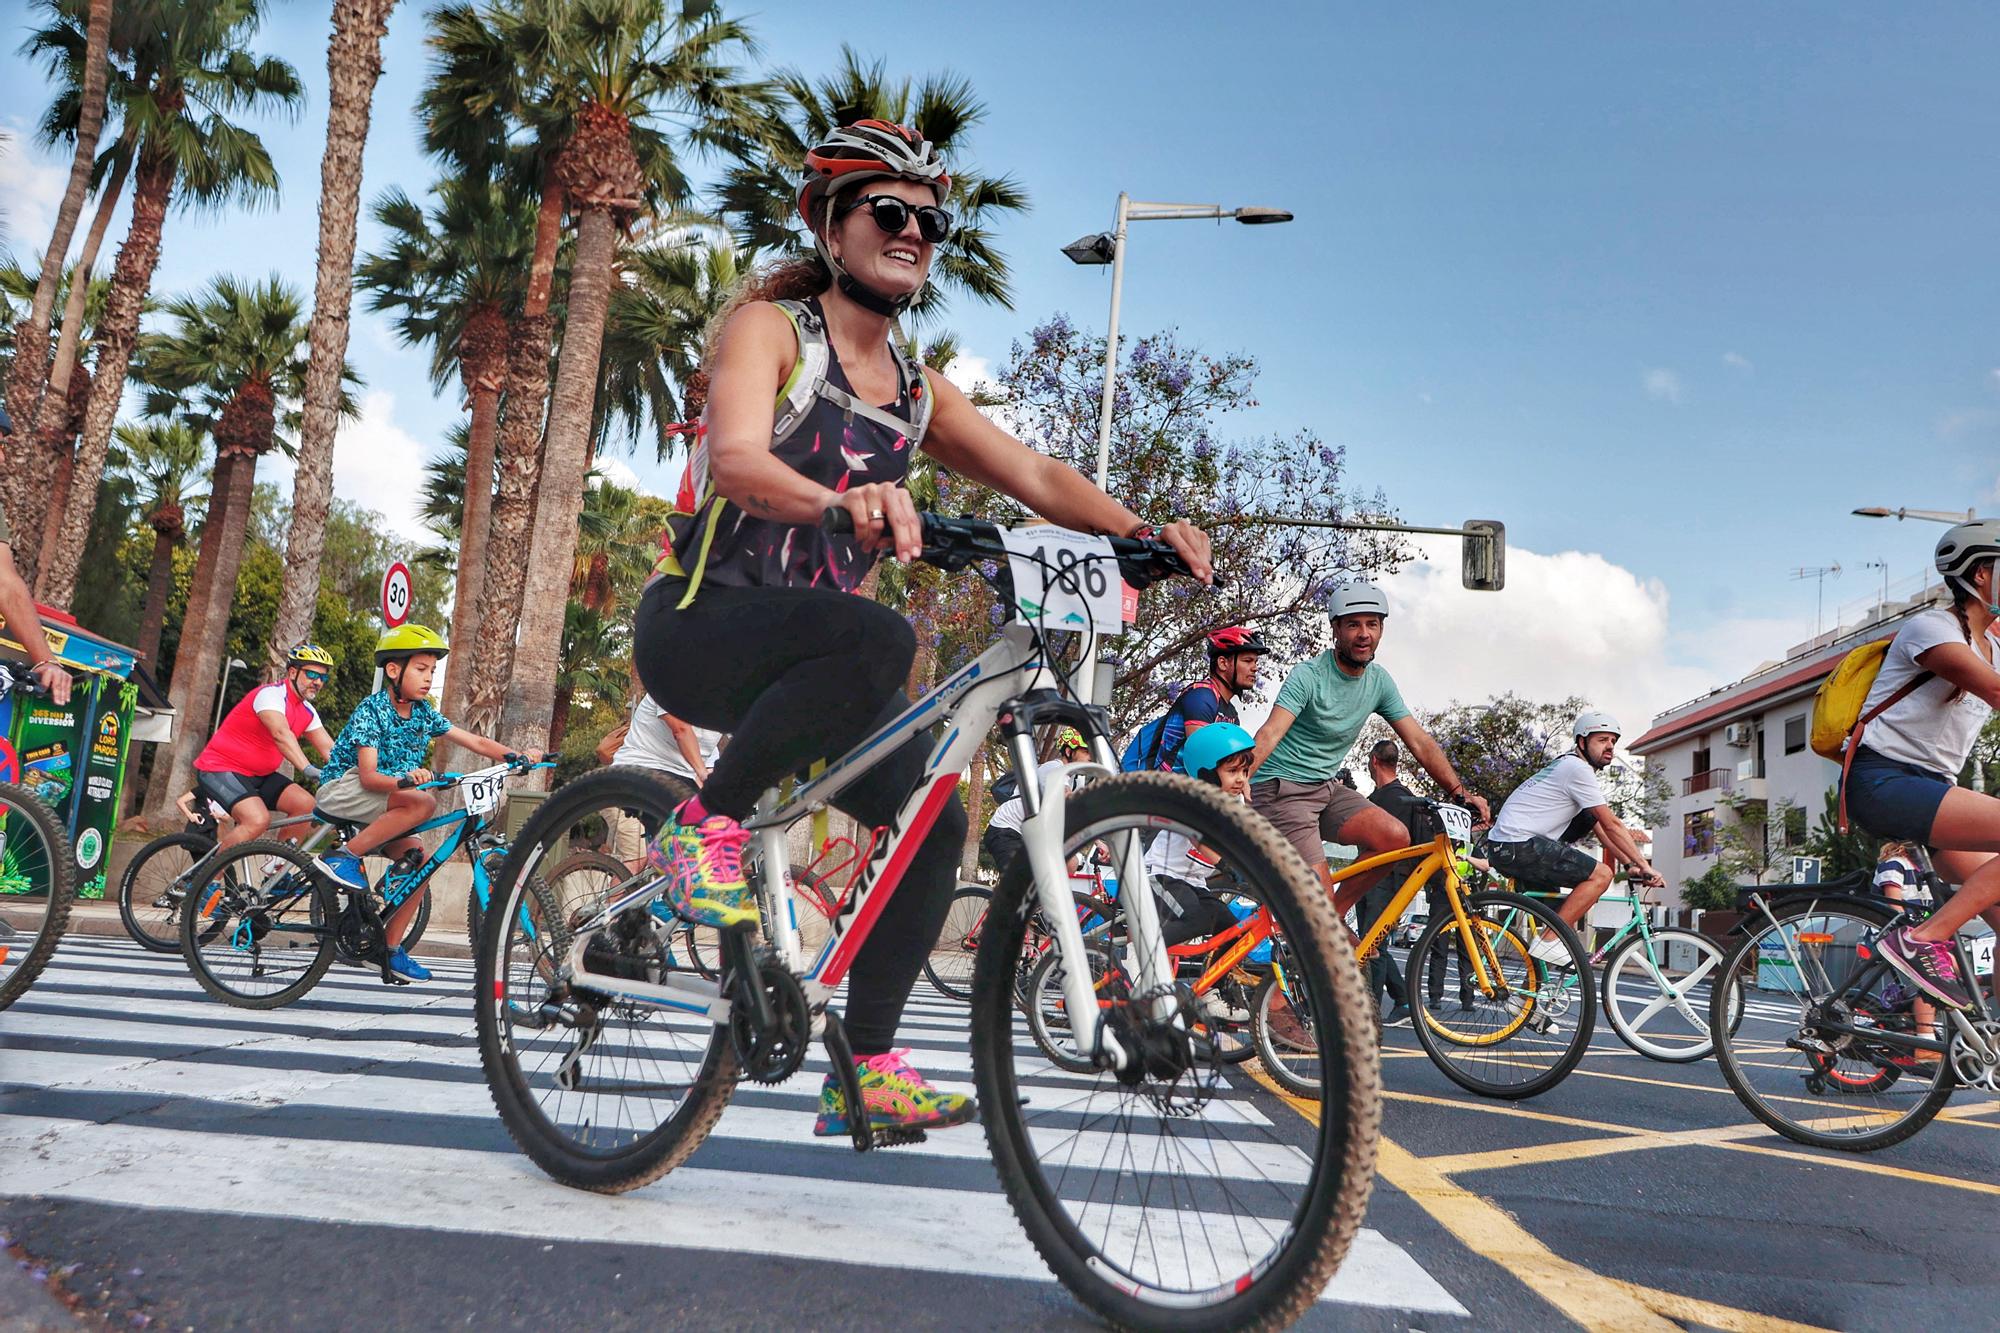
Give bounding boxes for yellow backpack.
[1808,640,1892,759]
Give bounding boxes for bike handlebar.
[821,508,1218,590]
[396,755,555,790]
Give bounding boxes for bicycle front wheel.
[1711,900,1954,1152]
[923,884,988,1001]
[0,782,74,1011]
[476,766,739,1193]
[179,839,338,1009]
[1601,927,1734,1062]
[971,773,1378,1330]
[117,831,213,953]
[1408,891,1595,1099]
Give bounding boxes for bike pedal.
[869,1127,928,1149]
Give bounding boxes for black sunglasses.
[840,194,954,245]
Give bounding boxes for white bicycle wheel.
[1600,927,1735,1062]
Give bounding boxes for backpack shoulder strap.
[770,299,830,448]
[1836,669,1935,832]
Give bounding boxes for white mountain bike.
[474,512,1379,1330]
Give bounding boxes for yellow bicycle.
[1258,802,1596,1100]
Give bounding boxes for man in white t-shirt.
[1483,710,1662,963]
[982,728,1091,881]
[605,692,723,863]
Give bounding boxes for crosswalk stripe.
[4,938,1467,1317]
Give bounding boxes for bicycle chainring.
[335,896,388,964]
[730,951,811,1084]
[1950,1017,2000,1091]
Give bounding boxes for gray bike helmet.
[1935,518,2000,597]
[1328,581,1389,621]
[1572,709,1622,740]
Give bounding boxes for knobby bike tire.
[0,782,75,1011]
[476,766,740,1194]
[178,838,340,1009]
[1599,927,1735,1063]
[1710,898,1956,1152]
[117,831,214,953]
[970,773,1379,1331]
[1252,966,1324,1097]
[1408,890,1595,1100]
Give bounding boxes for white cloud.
[0,125,69,260]
[1375,540,1817,741]
[942,349,997,398]
[1722,351,1753,373]
[259,390,438,546]
[1987,368,2000,391]
[591,455,653,495]
[1642,367,1684,405]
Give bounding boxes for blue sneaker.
[386,947,431,984]
[315,851,367,891]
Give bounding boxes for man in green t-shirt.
[0,407,73,704]
[1249,581,1486,918]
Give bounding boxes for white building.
[1629,581,1947,899]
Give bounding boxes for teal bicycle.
[179,756,556,1008]
[1489,881,1740,1062]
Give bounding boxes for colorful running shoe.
[813,1050,976,1137]
[1878,925,1973,1010]
[644,805,758,929]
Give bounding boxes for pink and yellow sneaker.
[644,804,758,929]
[814,1050,976,1137]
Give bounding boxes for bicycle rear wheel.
[1711,900,1955,1151]
[1601,927,1735,1062]
[1408,891,1595,1099]
[179,839,338,1009]
[117,831,213,952]
[0,782,73,1011]
[923,884,988,1001]
[972,773,1378,1329]
[476,767,738,1193]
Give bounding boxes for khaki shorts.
[611,810,649,864]
[314,771,390,825]
[1251,777,1375,868]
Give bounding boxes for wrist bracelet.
[1127,521,1157,540]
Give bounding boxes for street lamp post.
[1064,194,1294,489]
[213,657,247,734]
[1852,505,1977,525]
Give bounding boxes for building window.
[1692,737,1712,779]
[1784,714,1806,755]
[1684,810,1716,858]
[1784,804,1808,848]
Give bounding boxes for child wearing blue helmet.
[1145,721,1259,949]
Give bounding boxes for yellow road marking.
[1424,1123,1776,1175]
[1252,1069,1833,1333]
[1709,1138,2000,1197]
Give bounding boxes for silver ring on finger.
[870,509,885,520]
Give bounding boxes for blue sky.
[3,2,1994,729]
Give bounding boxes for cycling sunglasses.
[839,194,955,245]
[301,670,329,683]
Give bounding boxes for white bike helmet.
[1935,519,2000,599]
[1572,709,1622,741]
[1328,581,1389,621]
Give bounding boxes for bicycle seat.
[311,811,367,841]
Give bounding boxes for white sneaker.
[1526,932,1573,968]
[1196,989,1250,1025]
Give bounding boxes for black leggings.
[634,578,966,1055]
[1155,876,1240,949]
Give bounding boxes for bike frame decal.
[815,774,960,987]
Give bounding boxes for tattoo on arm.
[744,493,783,518]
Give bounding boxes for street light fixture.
[212,657,248,734]
[1063,193,1295,489]
[1851,505,1977,524]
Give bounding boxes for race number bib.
[998,526,1122,632]
[1439,805,1474,847]
[463,773,503,816]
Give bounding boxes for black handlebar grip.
[397,776,418,790]
[822,507,856,536]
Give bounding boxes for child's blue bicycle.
[179,756,556,1008]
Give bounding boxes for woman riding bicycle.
[1862,520,2000,1011]
[636,120,1212,1138]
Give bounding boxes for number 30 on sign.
[381,561,412,628]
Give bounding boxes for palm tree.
[495,0,772,759]
[111,417,209,669]
[571,476,668,613]
[264,0,404,676]
[3,0,113,474]
[1,257,114,571]
[551,599,628,751]
[354,173,534,722]
[136,275,351,822]
[713,47,1030,318]
[37,0,301,609]
[594,235,737,459]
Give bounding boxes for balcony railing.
[1683,768,1734,796]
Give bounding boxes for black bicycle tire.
[1021,941,1101,1073]
[923,885,989,1001]
[475,766,740,1193]
[1599,927,1733,1063]
[1252,968,1325,1096]
[117,831,214,953]
[1709,900,1955,1152]
[178,839,339,1009]
[0,782,75,1011]
[970,773,1378,1331]
[1408,891,1595,1100]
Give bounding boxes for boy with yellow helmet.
[312,625,542,983]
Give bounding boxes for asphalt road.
[4,936,1998,1331]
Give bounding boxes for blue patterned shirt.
[321,691,453,784]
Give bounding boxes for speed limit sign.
[381,561,412,628]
